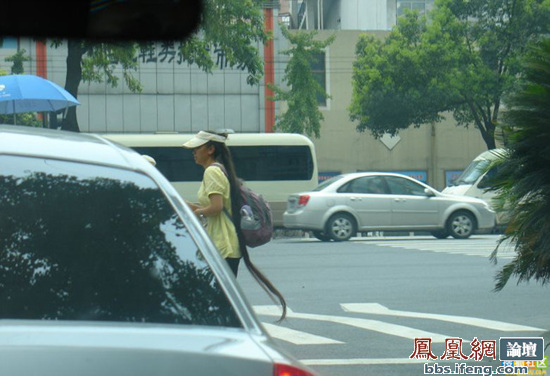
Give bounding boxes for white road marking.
[261,323,343,345]
[369,236,515,259]
[254,305,450,343]
[341,303,544,332]
[301,358,429,366]
[255,305,290,316]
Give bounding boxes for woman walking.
[183,130,286,319]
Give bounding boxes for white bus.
[101,132,318,227]
[442,148,508,225]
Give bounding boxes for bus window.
[230,145,314,181]
[132,146,201,182]
[132,145,314,183]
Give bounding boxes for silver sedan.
[283,172,496,241]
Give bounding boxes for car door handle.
[394,198,405,202]
[350,197,362,201]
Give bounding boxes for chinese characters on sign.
[507,342,537,358]
[410,338,438,360]
[410,337,497,361]
[500,338,545,362]
[135,42,248,71]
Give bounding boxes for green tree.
[489,38,550,291]
[4,48,30,74]
[349,0,550,150]
[56,0,269,132]
[269,27,335,138]
[0,112,41,127]
[53,40,142,131]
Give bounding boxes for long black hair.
[205,131,287,321]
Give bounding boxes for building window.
[311,52,327,107]
[397,0,433,17]
[279,13,292,28]
[0,37,18,49]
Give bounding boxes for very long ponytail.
[207,133,287,321]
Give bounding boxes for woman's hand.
[193,208,205,219]
[186,201,199,211]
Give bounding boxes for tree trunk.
[61,40,85,132]
[467,100,497,150]
[480,120,496,150]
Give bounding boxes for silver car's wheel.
[312,231,332,242]
[326,213,356,242]
[447,211,476,239]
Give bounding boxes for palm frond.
[490,38,550,290]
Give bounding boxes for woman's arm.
[193,193,224,218]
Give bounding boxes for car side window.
[385,176,426,196]
[365,177,387,194]
[338,176,388,194]
[0,155,241,328]
[337,180,354,193]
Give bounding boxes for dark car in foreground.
[283,172,496,241]
[0,124,317,376]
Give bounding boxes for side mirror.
[424,188,436,197]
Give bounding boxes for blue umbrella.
[0,74,80,115]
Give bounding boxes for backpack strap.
[210,162,233,220]
[211,162,228,176]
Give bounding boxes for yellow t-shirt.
[198,165,241,259]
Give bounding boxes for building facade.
[1,0,485,190]
[0,5,287,134]
[280,0,434,30]
[279,0,485,190]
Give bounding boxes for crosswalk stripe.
[261,323,344,345]
[255,302,548,347]
[254,305,450,343]
[371,237,515,259]
[341,303,544,332]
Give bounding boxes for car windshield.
[0,155,240,328]
[452,159,491,186]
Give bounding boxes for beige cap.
[182,131,227,148]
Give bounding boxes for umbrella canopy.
[0,74,80,114]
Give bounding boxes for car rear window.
[313,175,344,191]
[0,155,241,328]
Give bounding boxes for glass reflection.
[0,156,240,327]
